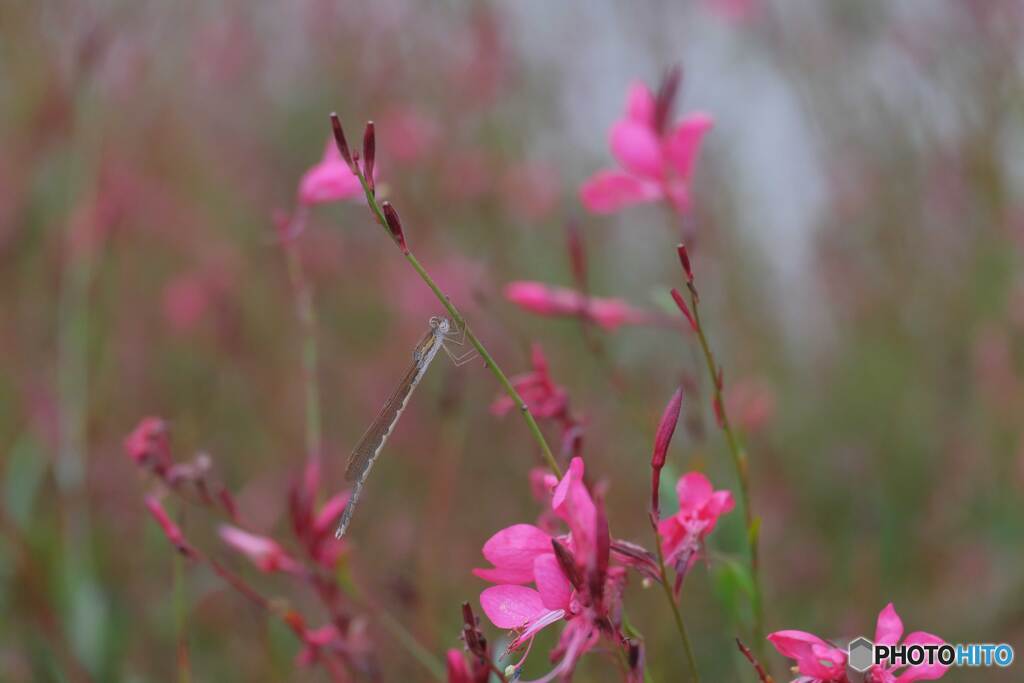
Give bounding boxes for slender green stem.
[173,505,191,683]
[351,164,562,478]
[685,285,765,649]
[651,523,700,683]
[375,607,447,681]
[281,208,322,463]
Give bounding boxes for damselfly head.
[429,316,451,334]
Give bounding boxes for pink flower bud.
[219,525,301,574]
[144,496,196,558]
[651,386,683,516]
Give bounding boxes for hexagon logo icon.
[848,636,874,673]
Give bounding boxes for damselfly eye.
[429,316,442,329]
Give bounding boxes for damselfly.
[335,316,476,539]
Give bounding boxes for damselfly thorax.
[335,316,476,539]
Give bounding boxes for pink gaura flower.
[767,629,848,682]
[219,525,302,574]
[656,473,734,582]
[298,138,371,205]
[768,604,949,683]
[580,80,713,215]
[505,281,654,331]
[868,603,948,683]
[475,458,624,681]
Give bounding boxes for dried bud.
[651,386,683,516]
[670,288,698,332]
[329,113,355,171]
[460,602,487,658]
[381,201,409,254]
[676,243,694,282]
[362,121,376,191]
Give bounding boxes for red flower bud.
[362,121,376,192]
[670,288,698,332]
[381,201,409,254]
[329,113,355,172]
[676,243,694,282]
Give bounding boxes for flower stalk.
[670,242,766,651]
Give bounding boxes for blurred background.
[1,0,1023,680]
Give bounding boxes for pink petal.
[707,490,736,517]
[579,170,662,214]
[624,81,656,126]
[552,457,584,511]
[479,585,548,629]
[219,525,297,573]
[610,121,664,178]
[676,472,714,514]
[298,163,363,204]
[664,112,714,179]
[875,603,904,647]
[895,632,949,683]
[767,630,847,680]
[534,553,572,610]
[476,524,553,584]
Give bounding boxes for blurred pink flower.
[124,417,172,472]
[705,0,759,22]
[296,624,344,668]
[298,139,368,205]
[162,273,211,333]
[656,473,734,581]
[287,459,350,569]
[869,603,948,683]
[725,376,777,433]
[502,161,561,221]
[580,81,713,215]
[219,525,301,574]
[476,458,623,680]
[492,344,569,421]
[379,107,439,164]
[767,629,848,682]
[505,281,653,331]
